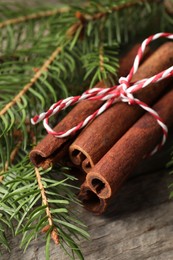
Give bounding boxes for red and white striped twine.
[31,32,173,155]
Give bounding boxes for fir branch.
[0,7,70,28]
[80,0,158,20]
[67,0,160,37]
[0,157,89,258]
[0,0,156,31]
[82,44,119,87]
[0,47,61,117]
[35,167,59,245]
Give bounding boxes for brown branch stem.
[0,46,61,117]
[68,0,159,37]
[99,46,104,73]
[0,0,157,30]
[0,8,69,29]
[91,0,158,21]
[35,167,59,244]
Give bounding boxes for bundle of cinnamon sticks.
[30,42,173,215]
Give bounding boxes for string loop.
[31,32,173,154]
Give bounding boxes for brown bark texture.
[85,88,173,202]
[69,42,173,173]
[30,44,143,168]
[29,81,105,168]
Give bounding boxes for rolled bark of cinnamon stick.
[86,88,173,200]
[30,44,142,168]
[30,81,105,168]
[69,42,173,173]
[78,181,108,214]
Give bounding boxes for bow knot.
[118,76,129,88]
[118,77,135,105]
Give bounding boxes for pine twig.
[67,0,158,37]
[99,45,104,73]
[0,46,62,117]
[35,167,59,245]
[0,7,69,29]
[0,0,157,32]
[0,0,152,31]
[91,0,158,20]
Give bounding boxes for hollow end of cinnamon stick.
[78,184,108,214]
[86,87,173,200]
[82,158,92,173]
[69,42,173,176]
[69,144,94,169]
[69,148,86,165]
[30,141,70,169]
[30,149,50,168]
[86,174,112,199]
[30,81,106,169]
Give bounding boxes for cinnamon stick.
[86,88,173,200]
[30,44,142,168]
[30,81,104,168]
[69,42,173,173]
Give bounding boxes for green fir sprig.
[0,0,173,259]
[0,155,89,259]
